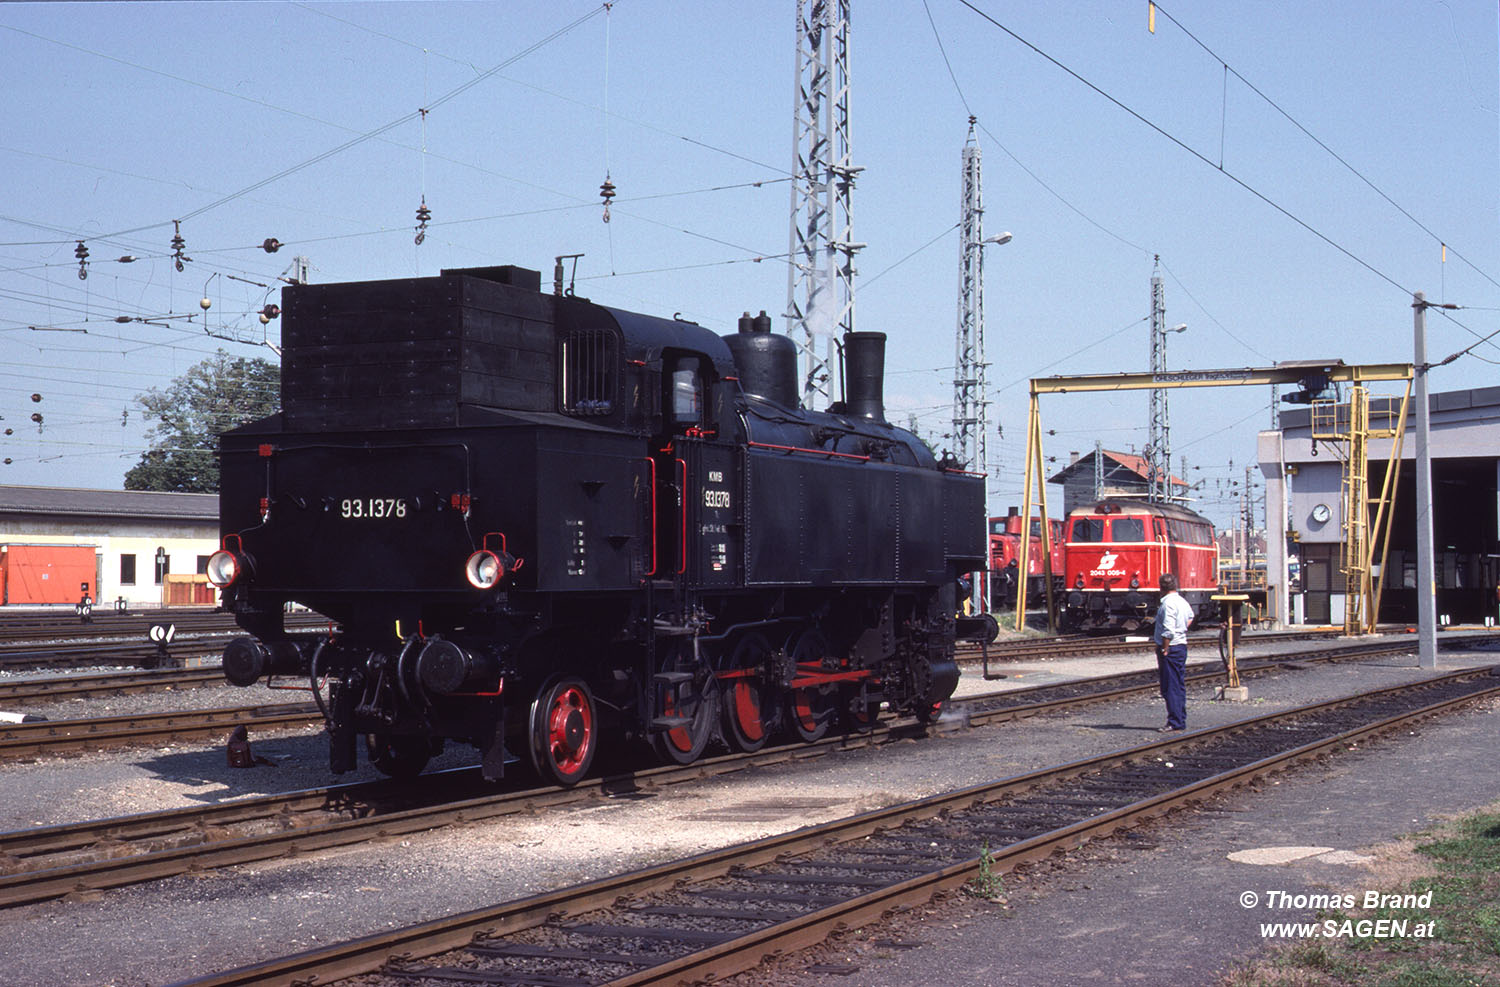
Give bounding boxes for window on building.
[120,554,136,586]
[196,555,211,575]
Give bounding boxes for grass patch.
[1222,807,1500,986]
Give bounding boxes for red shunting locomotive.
[988,511,1064,609]
[1060,499,1218,633]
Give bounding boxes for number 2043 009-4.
[340,498,407,519]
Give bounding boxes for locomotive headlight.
[1130,574,1140,589]
[206,549,245,587]
[465,549,505,589]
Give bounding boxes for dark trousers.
[1156,644,1187,729]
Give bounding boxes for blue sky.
[1,1,1496,530]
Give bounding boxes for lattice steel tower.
[953,120,988,472]
[1146,257,1178,502]
[786,0,861,410]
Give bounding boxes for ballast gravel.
[0,633,1496,986]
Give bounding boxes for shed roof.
[1048,449,1188,489]
[0,485,217,522]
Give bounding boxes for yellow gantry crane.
[1014,361,1414,633]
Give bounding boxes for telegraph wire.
[1154,257,1270,363]
[1,4,611,247]
[993,316,1150,394]
[923,1,1152,258]
[294,1,791,179]
[861,223,959,289]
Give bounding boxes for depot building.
[1259,385,1500,628]
[0,486,219,609]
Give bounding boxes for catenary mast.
[786,0,861,411]
[1147,258,1171,501]
[953,119,987,473]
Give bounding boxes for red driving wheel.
[529,677,596,786]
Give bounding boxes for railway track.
[0,633,1479,910]
[0,608,326,644]
[0,700,320,761]
[0,612,328,672]
[163,666,1500,987]
[0,666,227,703]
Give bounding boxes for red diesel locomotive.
[988,511,1064,608]
[1059,499,1218,633]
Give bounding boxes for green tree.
[124,350,280,492]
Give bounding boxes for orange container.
[0,545,99,605]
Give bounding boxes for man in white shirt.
[1152,572,1194,732]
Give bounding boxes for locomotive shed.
[2,635,1498,985]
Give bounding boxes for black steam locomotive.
[212,264,986,785]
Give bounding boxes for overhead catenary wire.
[1149,2,1500,297]
[955,0,1414,298]
[5,4,613,248]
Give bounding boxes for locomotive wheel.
[364,733,435,779]
[784,627,835,743]
[841,686,879,733]
[650,645,717,765]
[528,677,597,787]
[787,685,835,742]
[720,633,773,753]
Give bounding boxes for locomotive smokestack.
[843,331,887,423]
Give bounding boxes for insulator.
[30,393,41,402]
[114,315,131,324]
[599,176,617,224]
[3,459,10,466]
[4,428,12,436]
[414,198,431,245]
[171,220,188,272]
[117,255,136,263]
[262,238,282,253]
[75,241,89,280]
[261,303,280,320]
[30,413,42,424]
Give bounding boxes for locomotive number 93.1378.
[340,497,407,520]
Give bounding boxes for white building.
[0,485,219,608]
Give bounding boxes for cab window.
[1071,518,1106,542]
[560,329,617,416]
[1110,518,1146,542]
[668,356,704,429]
